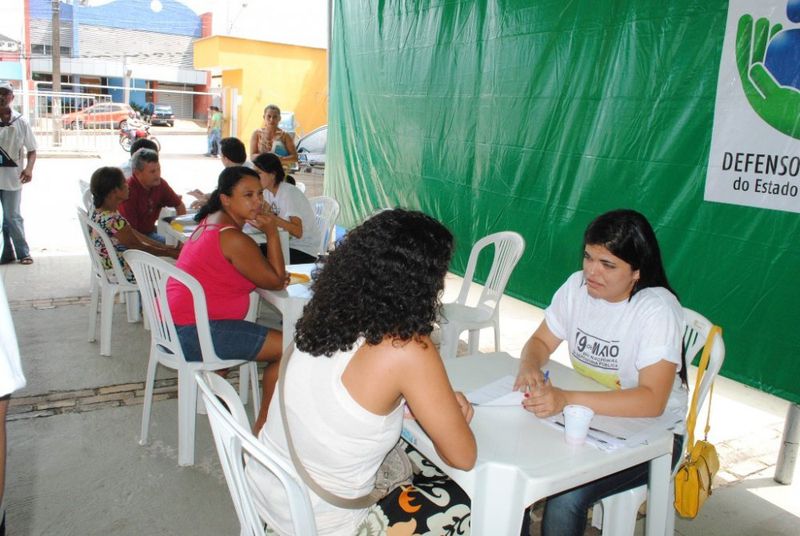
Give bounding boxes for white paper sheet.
[466,375,525,407]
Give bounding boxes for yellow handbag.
[674,325,722,519]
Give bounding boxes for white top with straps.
[246,340,404,535]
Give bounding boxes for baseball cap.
[0,81,13,93]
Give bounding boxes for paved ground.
[0,148,797,535]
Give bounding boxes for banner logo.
[705,0,800,214]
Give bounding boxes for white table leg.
[645,452,671,536]
[472,463,527,536]
[281,299,304,351]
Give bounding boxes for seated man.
[119,137,159,178]
[119,148,186,242]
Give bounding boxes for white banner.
[705,0,800,213]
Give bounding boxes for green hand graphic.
[736,14,800,139]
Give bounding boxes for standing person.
[247,209,476,535]
[249,104,297,166]
[0,81,37,266]
[252,153,320,263]
[166,166,287,433]
[0,268,26,535]
[118,148,186,242]
[514,209,688,536]
[205,106,222,157]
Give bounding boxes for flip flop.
[19,257,33,265]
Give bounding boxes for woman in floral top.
[89,166,180,282]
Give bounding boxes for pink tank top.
[167,221,255,325]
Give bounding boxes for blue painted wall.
[31,0,202,37]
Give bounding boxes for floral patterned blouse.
[90,208,135,283]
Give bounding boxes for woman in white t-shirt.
[515,209,687,536]
[246,209,476,535]
[252,153,321,263]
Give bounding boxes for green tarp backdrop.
[325,0,800,403]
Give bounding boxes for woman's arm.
[514,320,562,391]
[274,215,303,238]
[523,360,678,418]
[396,338,477,470]
[219,216,287,289]
[279,131,298,166]
[249,129,261,160]
[114,224,180,259]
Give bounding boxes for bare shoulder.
[359,335,441,368]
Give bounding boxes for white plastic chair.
[81,188,93,213]
[308,196,340,255]
[195,371,317,536]
[591,308,726,536]
[124,250,260,466]
[77,207,141,356]
[438,231,525,359]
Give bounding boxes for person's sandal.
[19,256,33,265]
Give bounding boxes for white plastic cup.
[563,404,594,445]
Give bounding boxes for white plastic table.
[160,214,290,262]
[401,353,673,536]
[255,263,315,352]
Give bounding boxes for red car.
[62,103,135,130]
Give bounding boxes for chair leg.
[248,362,260,417]
[467,329,480,355]
[99,286,117,356]
[493,318,502,352]
[239,363,250,405]
[139,352,158,446]
[599,490,641,536]
[177,368,198,466]
[125,290,141,323]
[438,323,460,360]
[88,279,100,343]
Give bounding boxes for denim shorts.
[175,320,268,362]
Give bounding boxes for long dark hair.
[90,166,125,208]
[295,209,454,356]
[252,152,285,184]
[194,166,260,222]
[583,209,686,385]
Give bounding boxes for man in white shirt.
[0,81,37,265]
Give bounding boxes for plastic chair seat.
[441,302,495,327]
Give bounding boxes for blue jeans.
[0,189,30,260]
[525,434,684,536]
[207,128,221,155]
[175,320,269,362]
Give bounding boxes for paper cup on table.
[563,405,594,445]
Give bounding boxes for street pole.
[51,0,62,145]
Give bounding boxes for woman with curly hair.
[247,209,476,535]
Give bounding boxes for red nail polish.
[523,393,529,398]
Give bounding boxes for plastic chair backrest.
[456,231,526,310]
[77,207,133,288]
[195,371,317,536]
[124,250,228,367]
[308,196,340,255]
[681,307,726,417]
[82,189,93,212]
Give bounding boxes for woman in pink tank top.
[167,166,287,433]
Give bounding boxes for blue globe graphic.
[764,0,800,90]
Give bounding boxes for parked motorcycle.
[119,119,160,152]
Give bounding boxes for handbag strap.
[685,325,722,449]
[278,341,383,509]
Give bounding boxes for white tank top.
[246,340,405,535]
